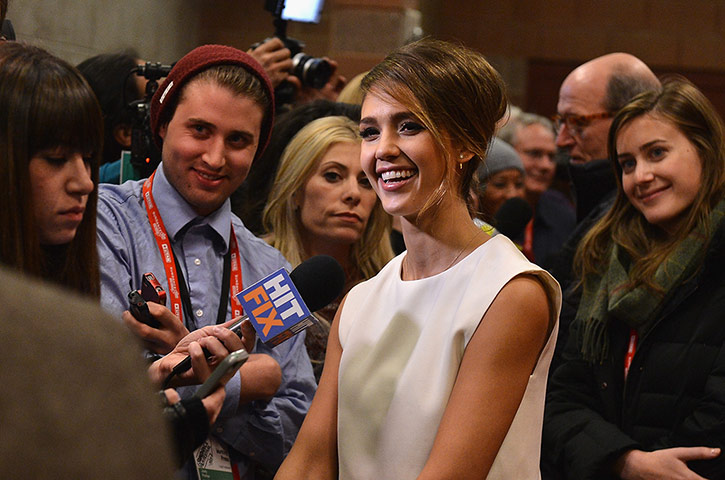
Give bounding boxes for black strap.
[172,246,232,331]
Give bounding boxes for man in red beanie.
[96,44,316,479]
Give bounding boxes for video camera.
[128,61,173,178]
[254,0,332,104]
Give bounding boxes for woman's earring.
[459,153,464,169]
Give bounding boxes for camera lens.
[291,53,332,90]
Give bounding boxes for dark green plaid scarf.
[577,199,725,364]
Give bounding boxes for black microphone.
[494,197,533,240]
[167,255,345,379]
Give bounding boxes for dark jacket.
[542,222,725,480]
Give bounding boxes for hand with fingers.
[123,300,189,355]
[148,324,245,388]
[614,447,722,480]
[248,37,293,88]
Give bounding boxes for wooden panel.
[525,58,725,120]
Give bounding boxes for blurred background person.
[499,112,576,268]
[544,78,725,480]
[263,115,393,381]
[0,264,176,479]
[471,137,527,226]
[0,0,12,42]
[232,99,361,235]
[336,70,367,105]
[76,51,146,167]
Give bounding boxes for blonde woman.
[263,115,393,380]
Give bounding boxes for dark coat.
[542,222,725,480]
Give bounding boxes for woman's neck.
[401,197,488,280]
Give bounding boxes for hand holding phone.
[193,349,249,399]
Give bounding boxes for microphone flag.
[236,268,315,346]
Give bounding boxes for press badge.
[194,437,234,480]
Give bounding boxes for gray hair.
[498,111,555,147]
[603,68,661,113]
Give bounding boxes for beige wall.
[6,0,725,109]
[199,0,421,82]
[424,0,725,109]
[6,0,203,65]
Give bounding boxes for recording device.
[128,61,174,178]
[193,349,249,399]
[128,291,159,328]
[494,197,533,240]
[141,272,167,305]
[169,255,345,377]
[253,0,332,105]
[128,272,168,328]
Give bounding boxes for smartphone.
[128,290,160,328]
[193,349,250,399]
[141,272,166,306]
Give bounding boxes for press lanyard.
[624,328,638,380]
[142,171,243,328]
[522,218,535,262]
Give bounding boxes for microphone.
[169,255,345,378]
[494,197,533,240]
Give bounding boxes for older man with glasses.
[554,53,659,222]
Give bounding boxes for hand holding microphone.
[148,324,245,388]
[163,255,345,386]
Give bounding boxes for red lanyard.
[142,172,243,325]
[624,328,638,380]
[522,218,535,262]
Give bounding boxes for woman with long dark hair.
[544,78,725,479]
[0,41,101,297]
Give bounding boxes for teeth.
[381,169,416,182]
[198,171,221,181]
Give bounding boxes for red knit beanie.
[149,44,275,163]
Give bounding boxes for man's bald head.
[556,53,659,164]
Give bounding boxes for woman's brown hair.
[0,42,102,297]
[360,38,508,217]
[575,77,725,292]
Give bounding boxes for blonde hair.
[337,71,367,105]
[263,116,393,280]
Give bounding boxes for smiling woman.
[544,78,725,480]
[0,42,102,297]
[276,38,562,480]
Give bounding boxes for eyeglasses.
[552,112,613,135]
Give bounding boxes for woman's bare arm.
[274,299,346,479]
[418,274,552,480]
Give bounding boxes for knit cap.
[149,44,275,163]
[477,137,525,183]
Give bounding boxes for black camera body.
[255,0,332,96]
[129,62,173,178]
[279,36,332,90]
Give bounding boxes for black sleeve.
[163,396,210,465]
[543,320,639,480]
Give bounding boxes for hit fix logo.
[236,269,311,343]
